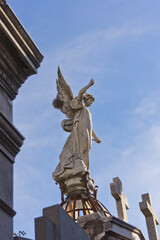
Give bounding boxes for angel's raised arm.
[77,79,94,101]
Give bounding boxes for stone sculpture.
[139,193,159,240]
[110,177,129,222]
[52,67,101,195]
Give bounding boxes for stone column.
[0,1,43,239]
[139,193,159,240]
[110,177,129,222]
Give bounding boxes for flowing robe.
[53,98,92,180]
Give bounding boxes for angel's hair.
[53,97,64,109]
[83,93,95,102]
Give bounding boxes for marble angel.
[52,67,101,183]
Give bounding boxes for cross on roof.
[110,177,129,222]
[139,193,159,240]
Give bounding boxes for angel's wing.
[56,66,74,101]
[53,66,74,118]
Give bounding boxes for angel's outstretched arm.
[77,79,94,101]
[92,130,101,143]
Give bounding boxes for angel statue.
[52,67,101,186]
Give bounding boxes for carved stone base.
[52,158,95,196]
[63,173,95,196]
[54,171,95,197]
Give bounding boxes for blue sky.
[7,0,160,238]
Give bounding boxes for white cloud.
[135,97,157,117]
[44,23,160,81]
[135,93,160,119]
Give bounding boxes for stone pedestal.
[35,204,89,240]
[77,212,145,240]
[0,1,43,239]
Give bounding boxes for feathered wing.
[56,66,74,101]
[53,66,74,119]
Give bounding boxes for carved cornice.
[0,112,24,161]
[0,4,43,100]
[103,216,145,240]
[0,0,6,6]
[0,62,18,100]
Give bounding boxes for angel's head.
[83,93,95,107]
[52,96,63,109]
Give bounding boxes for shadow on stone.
[35,204,89,240]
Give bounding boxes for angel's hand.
[96,138,101,143]
[92,130,101,143]
[89,78,94,86]
[78,78,95,100]
[92,138,101,143]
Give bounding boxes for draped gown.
[53,97,92,181]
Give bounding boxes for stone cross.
[110,177,129,222]
[139,193,159,240]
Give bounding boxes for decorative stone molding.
[0,0,6,6]
[78,213,145,240]
[14,238,33,240]
[0,3,43,100]
[0,112,24,161]
[0,198,16,217]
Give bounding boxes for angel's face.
[85,97,94,107]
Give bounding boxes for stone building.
[0,1,43,239]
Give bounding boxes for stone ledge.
[0,112,24,161]
[103,216,145,240]
[0,1,6,5]
[78,213,145,240]
[0,4,43,67]
[1,4,43,63]
[14,237,32,240]
[0,4,43,99]
[0,198,16,217]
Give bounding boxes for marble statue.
[52,67,101,187]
